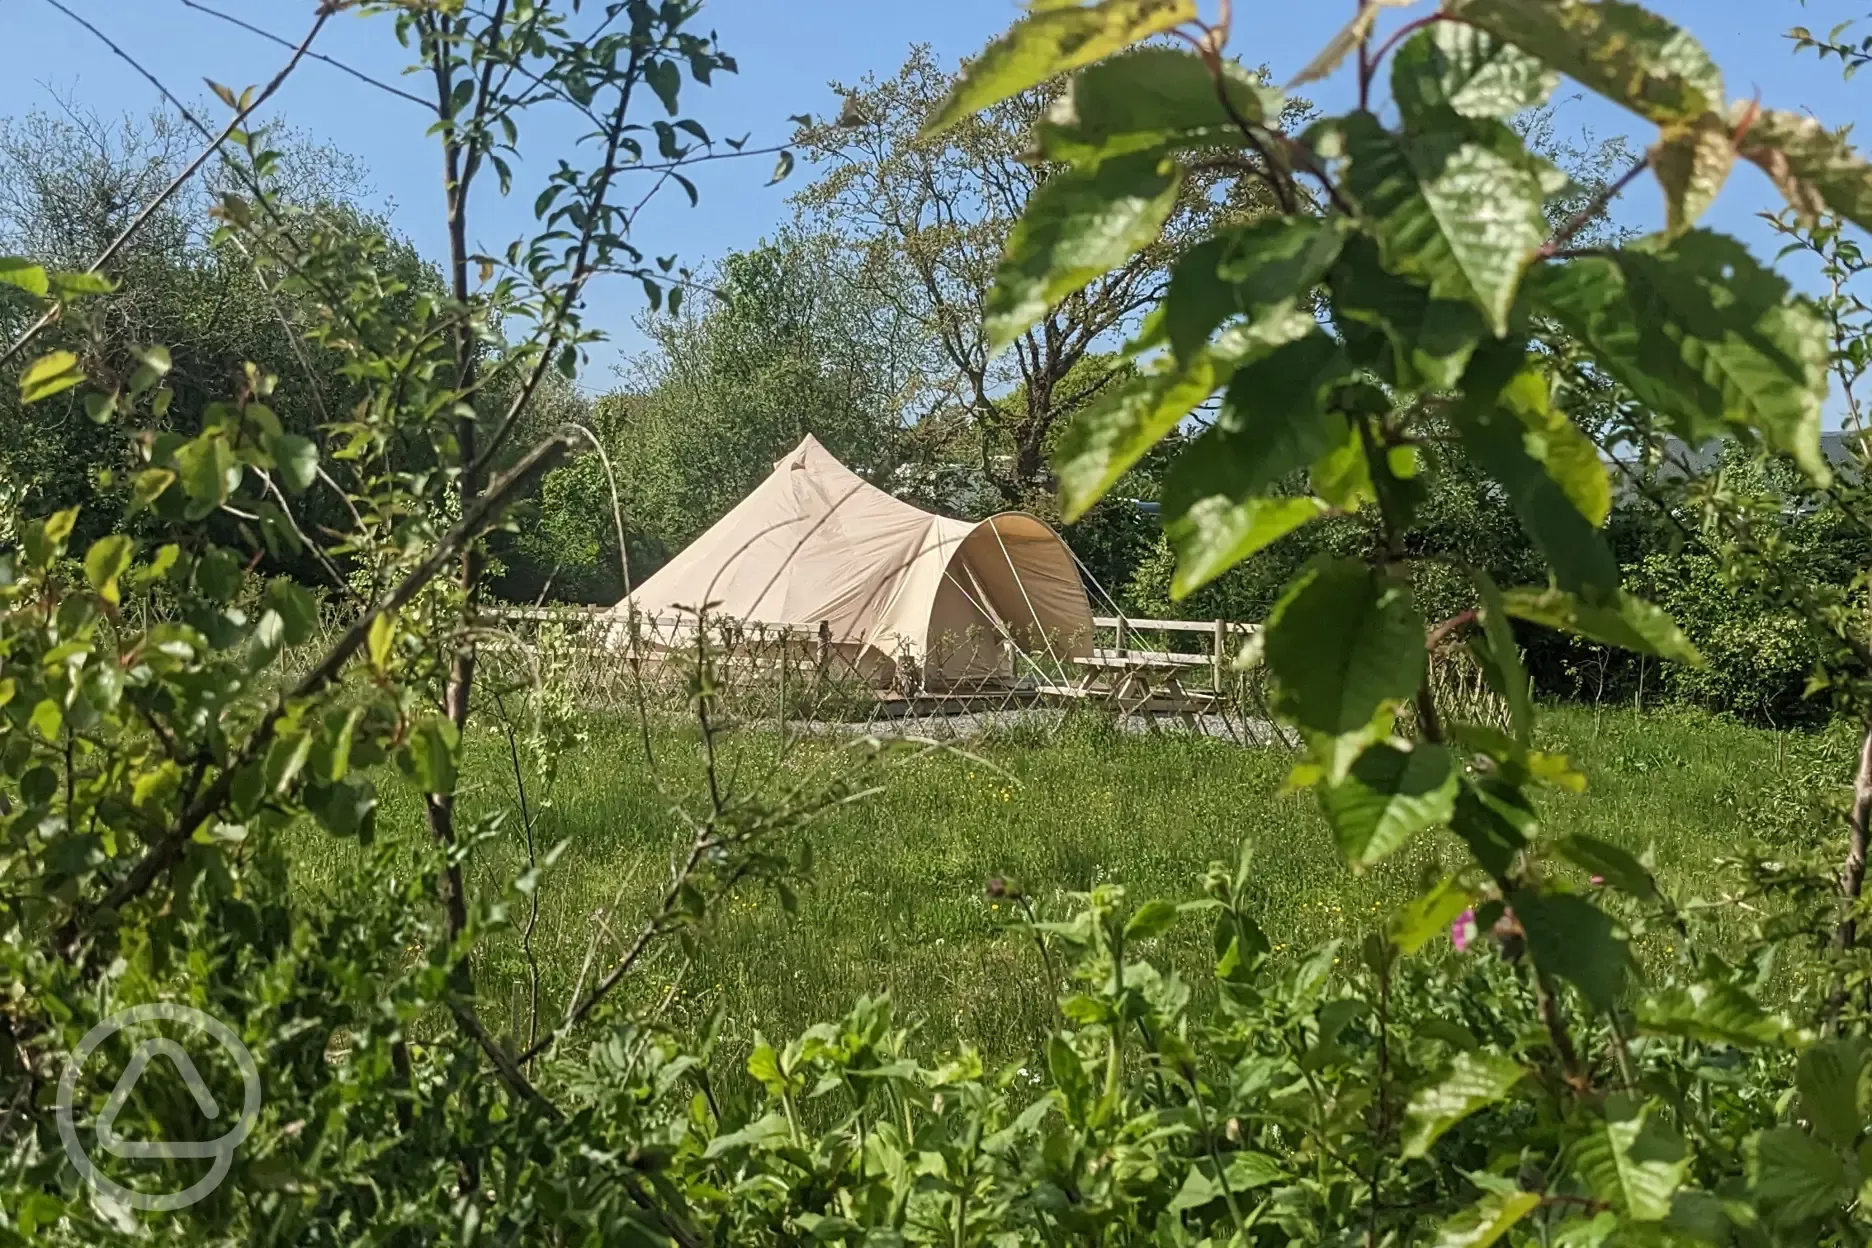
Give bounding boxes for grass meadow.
[290,702,1855,1069]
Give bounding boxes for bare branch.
[178,0,437,112]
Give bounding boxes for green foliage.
[923,0,1197,135]
[1528,233,1833,482]
[985,152,1181,350]
[1445,0,1725,124]
[9,0,1872,1243]
[1339,110,1554,335]
[1390,24,1557,124]
[1265,558,1426,737]
[1034,48,1281,168]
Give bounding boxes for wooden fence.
[466,605,1504,741]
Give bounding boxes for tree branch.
[5,0,332,370]
[1539,155,1650,257]
[74,429,583,936]
[178,0,436,112]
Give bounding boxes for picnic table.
[1042,617,1258,723]
[1063,647,1218,723]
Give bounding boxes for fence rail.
[460,604,1508,743]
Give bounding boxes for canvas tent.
[606,435,1094,688]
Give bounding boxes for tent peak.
[778,432,831,471]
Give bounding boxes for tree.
[793,44,1309,506]
[594,229,926,568]
[0,104,431,583]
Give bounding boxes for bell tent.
[606,435,1094,688]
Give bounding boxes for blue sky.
[1,1,1865,391]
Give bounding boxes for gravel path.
[792,707,1289,745]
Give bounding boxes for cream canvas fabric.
[606,435,1094,687]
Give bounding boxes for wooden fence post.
[1213,618,1227,694]
[1115,616,1129,659]
[815,620,831,690]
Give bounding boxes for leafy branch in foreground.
[11,0,1872,1244]
[909,0,1872,1242]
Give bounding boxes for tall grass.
[288,704,1855,1069]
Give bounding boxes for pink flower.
[1450,909,1477,953]
[1591,875,1606,886]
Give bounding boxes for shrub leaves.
[1403,1049,1526,1157]
[985,153,1181,352]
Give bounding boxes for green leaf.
[177,433,239,520]
[1457,352,1619,597]
[1055,309,1313,521]
[49,271,115,298]
[1742,108,1872,233]
[1340,110,1551,335]
[1124,899,1179,941]
[266,433,319,494]
[1392,22,1557,124]
[1323,742,1457,867]
[702,1111,791,1159]
[1635,979,1793,1048]
[1652,114,1735,237]
[19,349,83,404]
[1168,1151,1290,1213]
[1330,237,1487,390]
[1164,216,1346,363]
[1388,875,1478,956]
[30,698,62,743]
[1797,1039,1871,1150]
[1168,495,1326,600]
[1290,0,1419,88]
[924,0,1199,135]
[44,507,77,545]
[746,1037,789,1097]
[1161,333,1349,594]
[1577,1097,1690,1221]
[1449,782,1534,879]
[249,609,287,673]
[264,730,314,795]
[401,716,460,796]
[264,579,321,647]
[1555,835,1657,901]
[311,706,366,785]
[1502,586,1703,664]
[644,59,681,115]
[1036,47,1281,168]
[1479,352,1611,525]
[1403,1049,1526,1158]
[986,153,1180,352]
[194,546,244,603]
[1747,1127,1852,1225]
[1308,412,1375,510]
[1047,1034,1095,1125]
[1446,0,1724,125]
[1528,231,1831,484]
[0,257,48,297]
[309,776,376,842]
[1264,558,1427,736]
[1469,567,1533,745]
[1429,1189,1540,1248]
[1514,889,1630,1013]
[368,611,396,673]
[83,535,135,607]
